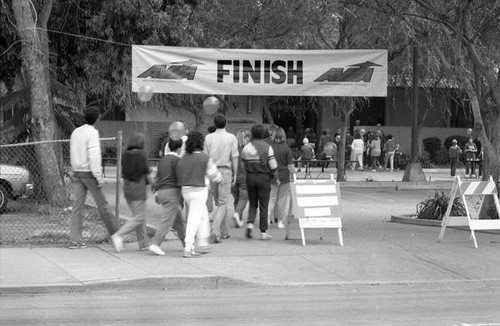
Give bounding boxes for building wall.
[97,95,263,157]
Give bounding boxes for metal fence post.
[115,131,123,220]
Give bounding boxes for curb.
[0,283,85,294]
[0,276,264,295]
[390,215,441,227]
[339,182,453,190]
[4,275,500,295]
[84,275,264,292]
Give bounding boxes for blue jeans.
[70,175,118,242]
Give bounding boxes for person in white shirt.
[69,107,118,249]
[351,134,365,171]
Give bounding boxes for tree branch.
[38,0,54,28]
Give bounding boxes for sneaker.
[210,234,222,244]
[233,213,243,228]
[68,242,87,249]
[245,223,254,239]
[111,234,124,253]
[277,221,285,229]
[221,234,230,240]
[148,244,166,256]
[182,249,201,258]
[260,232,272,240]
[197,245,212,254]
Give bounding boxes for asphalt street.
[2,283,500,325]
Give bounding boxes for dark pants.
[246,173,271,232]
[450,158,459,176]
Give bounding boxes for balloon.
[137,85,153,102]
[203,96,220,115]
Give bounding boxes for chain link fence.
[0,136,121,245]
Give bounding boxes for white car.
[0,164,34,212]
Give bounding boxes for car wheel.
[0,184,8,213]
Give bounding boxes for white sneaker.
[277,221,285,229]
[260,232,272,240]
[233,212,243,228]
[148,244,166,256]
[111,234,123,253]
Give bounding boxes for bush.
[416,191,466,220]
[423,137,441,163]
[395,152,410,170]
[434,148,449,165]
[102,146,117,158]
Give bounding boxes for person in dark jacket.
[241,124,279,240]
[148,139,186,256]
[111,132,151,252]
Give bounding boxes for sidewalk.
[2,180,500,294]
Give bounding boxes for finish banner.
[132,46,387,97]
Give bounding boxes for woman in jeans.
[111,132,151,252]
[232,130,250,228]
[176,131,221,258]
[241,124,279,240]
[268,128,296,229]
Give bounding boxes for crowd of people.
[291,127,400,174]
[69,109,298,257]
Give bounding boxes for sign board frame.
[287,174,343,246]
[438,175,500,248]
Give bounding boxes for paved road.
[2,283,499,325]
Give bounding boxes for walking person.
[268,128,296,229]
[241,124,279,240]
[383,134,399,172]
[318,130,332,172]
[177,131,222,258]
[351,134,365,171]
[232,130,251,228]
[111,132,152,252]
[69,107,118,249]
[204,114,239,244]
[147,139,186,256]
[449,139,462,177]
[369,134,382,171]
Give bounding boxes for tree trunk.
[336,98,354,182]
[12,0,66,206]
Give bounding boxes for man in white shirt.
[204,114,238,243]
[69,107,118,249]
